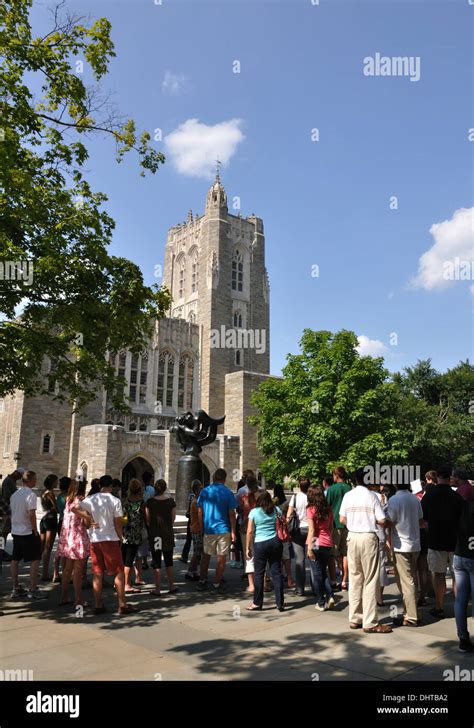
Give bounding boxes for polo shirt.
[326,481,352,528]
[339,486,385,533]
[455,501,474,559]
[386,489,423,552]
[421,484,463,552]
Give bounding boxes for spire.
[205,164,227,213]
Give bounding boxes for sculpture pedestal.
[175,454,203,512]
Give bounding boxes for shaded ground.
[1,549,472,681]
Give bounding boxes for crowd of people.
[0,463,473,652]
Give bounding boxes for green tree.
[250,329,411,481]
[0,0,170,411]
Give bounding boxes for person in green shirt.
[326,466,352,589]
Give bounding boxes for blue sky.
[31,0,473,375]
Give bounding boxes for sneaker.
[10,588,27,600]
[213,582,228,594]
[326,597,335,610]
[315,603,327,612]
[197,580,208,591]
[27,589,48,600]
[459,638,474,653]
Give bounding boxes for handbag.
[287,494,300,539]
[276,510,290,543]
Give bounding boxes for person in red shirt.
[307,486,335,611]
[451,468,474,502]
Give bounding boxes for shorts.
[121,542,140,568]
[40,512,58,535]
[428,549,453,574]
[203,532,231,557]
[192,532,203,562]
[90,541,124,575]
[331,526,348,557]
[12,533,41,563]
[150,547,173,569]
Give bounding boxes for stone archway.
[121,456,155,490]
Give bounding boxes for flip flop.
[245,605,262,611]
[118,604,140,615]
[134,580,147,586]
[363,624,393,633]
[125,587,141,594]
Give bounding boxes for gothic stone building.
[0,176,272,491]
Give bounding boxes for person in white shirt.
[339,469,392,633]
[386,483,424,626]
[10,471,47,601]
[75,475,139,616]
[286,476,312,596]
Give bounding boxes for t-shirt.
[339,486,385,533]
[455,500,474,559]
[197,483,237,535]
[10,486,37,536]
[421,484,464,552]
[2,475,18,505]
[81,492,123,543]
[306,506,333,548]
[456,481,474,503]
[326,482,352,528]
[386,490,423,552]
[143,485,155,502]
[289,492,309,529]
[249,506,281,542]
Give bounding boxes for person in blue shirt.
[196,469,237,593]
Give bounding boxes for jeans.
[309,546,333,607]
[292,530,313,594]
[453,555,474,640]
[253,537,284,609]
[181,520,192,561]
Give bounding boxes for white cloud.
[162,71,187,95]
[164,118,245,178]
[357,335,387,357]
[411,207,474,291]
[470,284,474,296]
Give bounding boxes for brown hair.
[307,486,330,522]
[154,479,167,495]
[298,476,311,493]
[424,470,437,483]
[127,478,143,498]
[256,490,275,515]
[67,479,86,503]
[332,466,347,481]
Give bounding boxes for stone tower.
[163,174,270,424]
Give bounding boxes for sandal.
[245,604,262,611]
[125,587,141,594]
[363,624,393,633]
[135,580,147,586]
[118,604,140,615]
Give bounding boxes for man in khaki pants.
[339,469,392,633]
[386,482,424,626]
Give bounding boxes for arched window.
[232,249,243,292]
[191,249,199,293]
[157,351,175,410]
[233,310,242,328]
[178,355,194,410]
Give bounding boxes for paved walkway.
[0,555,471,682]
